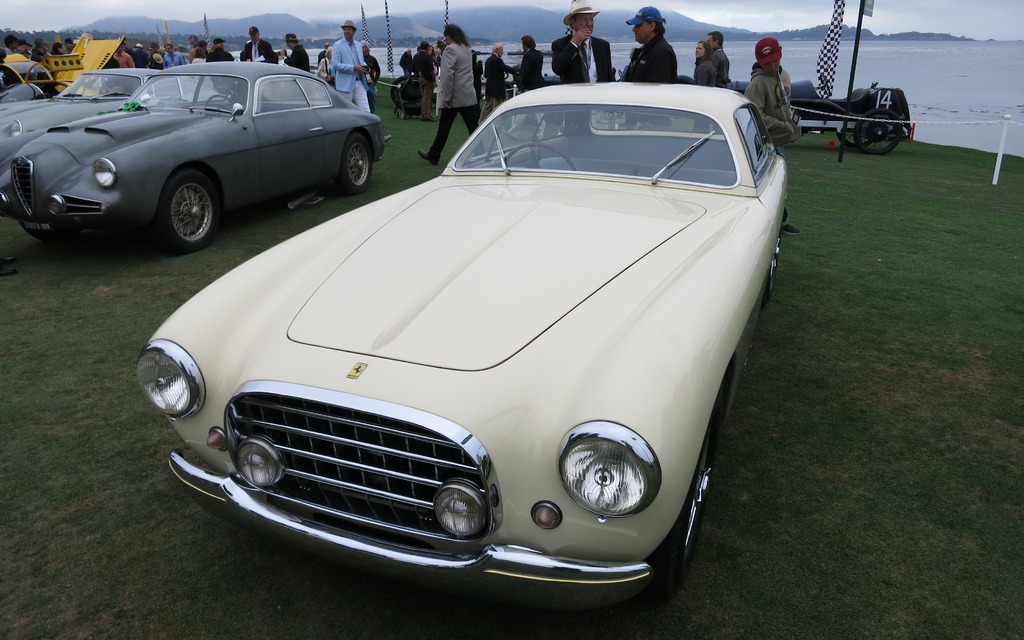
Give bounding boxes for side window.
[735,105,774,182]
[256,78,309,114]
[298,77,332,107]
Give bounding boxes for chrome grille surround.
[226,380,496,546]
[12,156,33,215]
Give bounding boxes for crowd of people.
[2,1,804,247]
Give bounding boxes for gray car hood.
[287,183,704,370]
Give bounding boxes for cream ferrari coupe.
[137,83,787,609]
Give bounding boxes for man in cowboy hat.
[551,0,613,83]
[331,20,371,112]
[241,26,278,63]
[280,34,310,71]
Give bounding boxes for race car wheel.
[854,108,902,155]
[153,169,220,254]
[335,133,372,195]
[395,107,406,120]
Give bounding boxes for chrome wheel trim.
[347,143,370,186]
[170,183,213,242]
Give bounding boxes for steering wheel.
[507,142,577,170]
[204,94,230,106]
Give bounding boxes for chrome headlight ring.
[92,157,117,188]
[559,421,661,518]
[136,339,205,418]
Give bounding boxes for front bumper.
[170,450,653,609]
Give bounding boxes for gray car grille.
[228,390,488,542]
[12,157,33,215]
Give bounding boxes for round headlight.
[434,479,488,538]
[559,421,661,517]
[136,339,205,418]
[236,437,285,487]
[92,158,117,188]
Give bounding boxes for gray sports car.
[0,64,385,253]
[0,68,157,139]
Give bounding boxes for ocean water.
[687,40,1024,158]
[435,39,1022,158]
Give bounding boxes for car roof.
[505,83,751,117]
[152,63,316,82]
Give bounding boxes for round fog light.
[236,437,284,487]
[48,195,66,215]
[434,480,487,538]
[531,501,562,529]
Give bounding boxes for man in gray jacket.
[418,24,480,165]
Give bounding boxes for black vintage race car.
[733,78,912,155]
[789,79,912,155]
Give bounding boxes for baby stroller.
[391,76,423,119]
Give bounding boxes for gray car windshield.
[453,104,738,187]
[60,73,142,98]
[132,75,249,112]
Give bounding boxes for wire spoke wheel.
[170,183,214,242]
[154,169,220,254]
[336,133,373,195]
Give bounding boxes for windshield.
[132,75,248,112]
[60,73,142,98]
[453,104,738,187]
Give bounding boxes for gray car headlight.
[93,158,117,188]
[559,421,661,517]
[136,339,205,418]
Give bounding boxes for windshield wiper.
[651,129,716,185]
[492,124,510,175]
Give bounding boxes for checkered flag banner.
[361,5,371,47]
[203,13,210,44]
[445,0,450,26]
[385,0,394,73]
[815,0,845,98]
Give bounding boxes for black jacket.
[551,35,613,84]
[241,39,278,64]
[483,53,515,99]
[518,48,545,91]
[412,50,434,83]
[622,34,677,83]
[283,44,309,71]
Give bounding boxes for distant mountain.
[16,7,971,47]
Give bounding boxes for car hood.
[288,183,704,370]
[34,110,213,163]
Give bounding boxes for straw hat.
[563,0,600,25]
[341,20,358,31]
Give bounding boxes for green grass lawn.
[1,112,1021,639]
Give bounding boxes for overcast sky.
[3,0,1019,41]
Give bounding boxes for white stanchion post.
[992,114,1011,186]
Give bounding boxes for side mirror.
[229,103,244,121]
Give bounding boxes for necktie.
[580,40,591,79]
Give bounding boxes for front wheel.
[153,169,220,254]
[646,393,721,597]
[854,108,902,155]
[335,133,372,195]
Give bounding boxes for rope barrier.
[794,105,1023,128]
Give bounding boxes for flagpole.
[838,0,867,164]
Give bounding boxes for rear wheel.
[854,108,902,155]
[153,169,220,254]
[335,133,372,195]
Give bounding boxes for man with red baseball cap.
[745,37,802,235]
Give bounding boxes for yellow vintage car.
[137,83,788,609]
[0,34,123,99]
